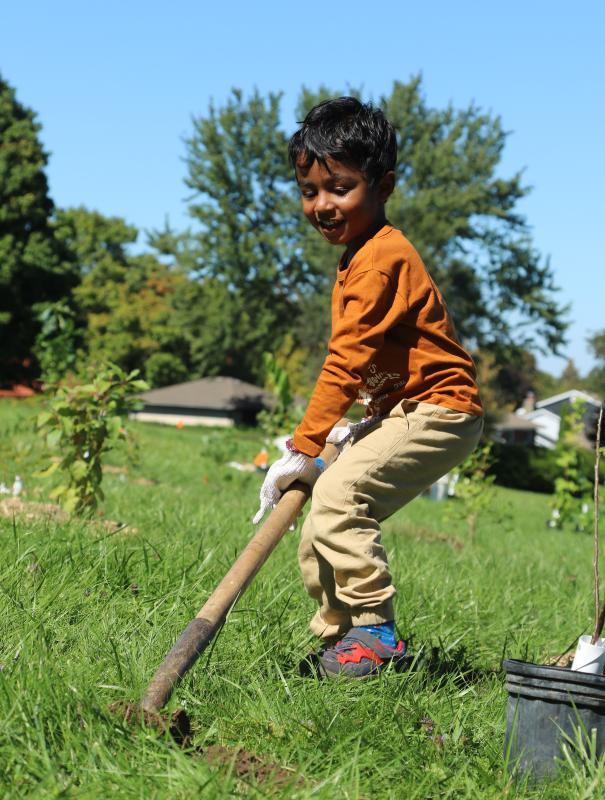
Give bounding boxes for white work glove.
[252,448,325,525]
[326,424,351,445]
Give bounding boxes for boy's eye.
[334,187,349,196]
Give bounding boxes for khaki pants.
[298,400,483,638]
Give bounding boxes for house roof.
[496,412,538,431]
[535,389,602,410]
[140,377,272,412]
[519,407,559,422]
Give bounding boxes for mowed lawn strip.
[0,397,603,798]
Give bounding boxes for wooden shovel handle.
[142,441,339,713]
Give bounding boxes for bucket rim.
[503,658,605,688]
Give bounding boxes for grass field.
[1,397,604,798]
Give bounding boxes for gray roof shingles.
[140,376,271,412]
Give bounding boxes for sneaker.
[300,628,408,679]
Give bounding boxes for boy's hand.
[252,447,325,525]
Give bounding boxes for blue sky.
[1,1,603,375]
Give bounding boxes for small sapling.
[36,364,148,515]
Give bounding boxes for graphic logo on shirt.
[362,363,402,395]
[358,363,406,412]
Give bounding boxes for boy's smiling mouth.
[317,218,344,233]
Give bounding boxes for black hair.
[288,97,397,185]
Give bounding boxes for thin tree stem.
[591,404,603,644]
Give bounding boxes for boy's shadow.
[399,639,499,686]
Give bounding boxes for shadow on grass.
[287,638,497,687]
[405,641,500,687]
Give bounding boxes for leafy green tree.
[489,348,558,409]
[298,78,569,363]
[180,89,322,382]
[166,277,244,378]
[0,74,76,382]
[557,359,583,392]
[53,206,138,279]
[55,207,189,380]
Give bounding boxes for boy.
[254,97,483,678]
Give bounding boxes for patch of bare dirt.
[108,704,301,787]
[546,651,575,668]
[0,497,68,522]
[0,498,135,533]
[132,477,158,486]
[202,744,302,788]
[102,466,158,486]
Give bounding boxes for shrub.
[257,351,303,439]
[550,398,593,530]
[489,442,599,495]
[145,352,188,388]
[36,364,148,515]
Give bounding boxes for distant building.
[132,376,272,428]
[514,389,602,449]
[492,412,537,446]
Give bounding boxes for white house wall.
[130,412,234,428]
[524,409,560,449]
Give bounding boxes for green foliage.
[490,441,595,494]
[33,301,78,383]
[489,348,558,409]
[257,351,303,438]
[144,351,188,388]
[558,359,583,392]
[180,89,322,381]
[550,398,593,530]
[0,74,77,382]
[447,441,496,540]
[166,276,245,378]
[36,365,148,515]
[56,207,189,376]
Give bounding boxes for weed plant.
[1,398,605,798]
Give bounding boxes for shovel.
[112,439,339,739]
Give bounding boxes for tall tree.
[180,89,322,381]
[297,78,569,363]
[557,358,583,393]
[56,207,188,383]
[0,74,76,382]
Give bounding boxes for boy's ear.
[377,170,395,202]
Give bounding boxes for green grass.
[1,397,604,798]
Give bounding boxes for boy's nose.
[314,191,335,214]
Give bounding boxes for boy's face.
[295,156,394,249]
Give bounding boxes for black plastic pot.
[503,659,605,779]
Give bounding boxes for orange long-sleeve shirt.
[292,224,483,457]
